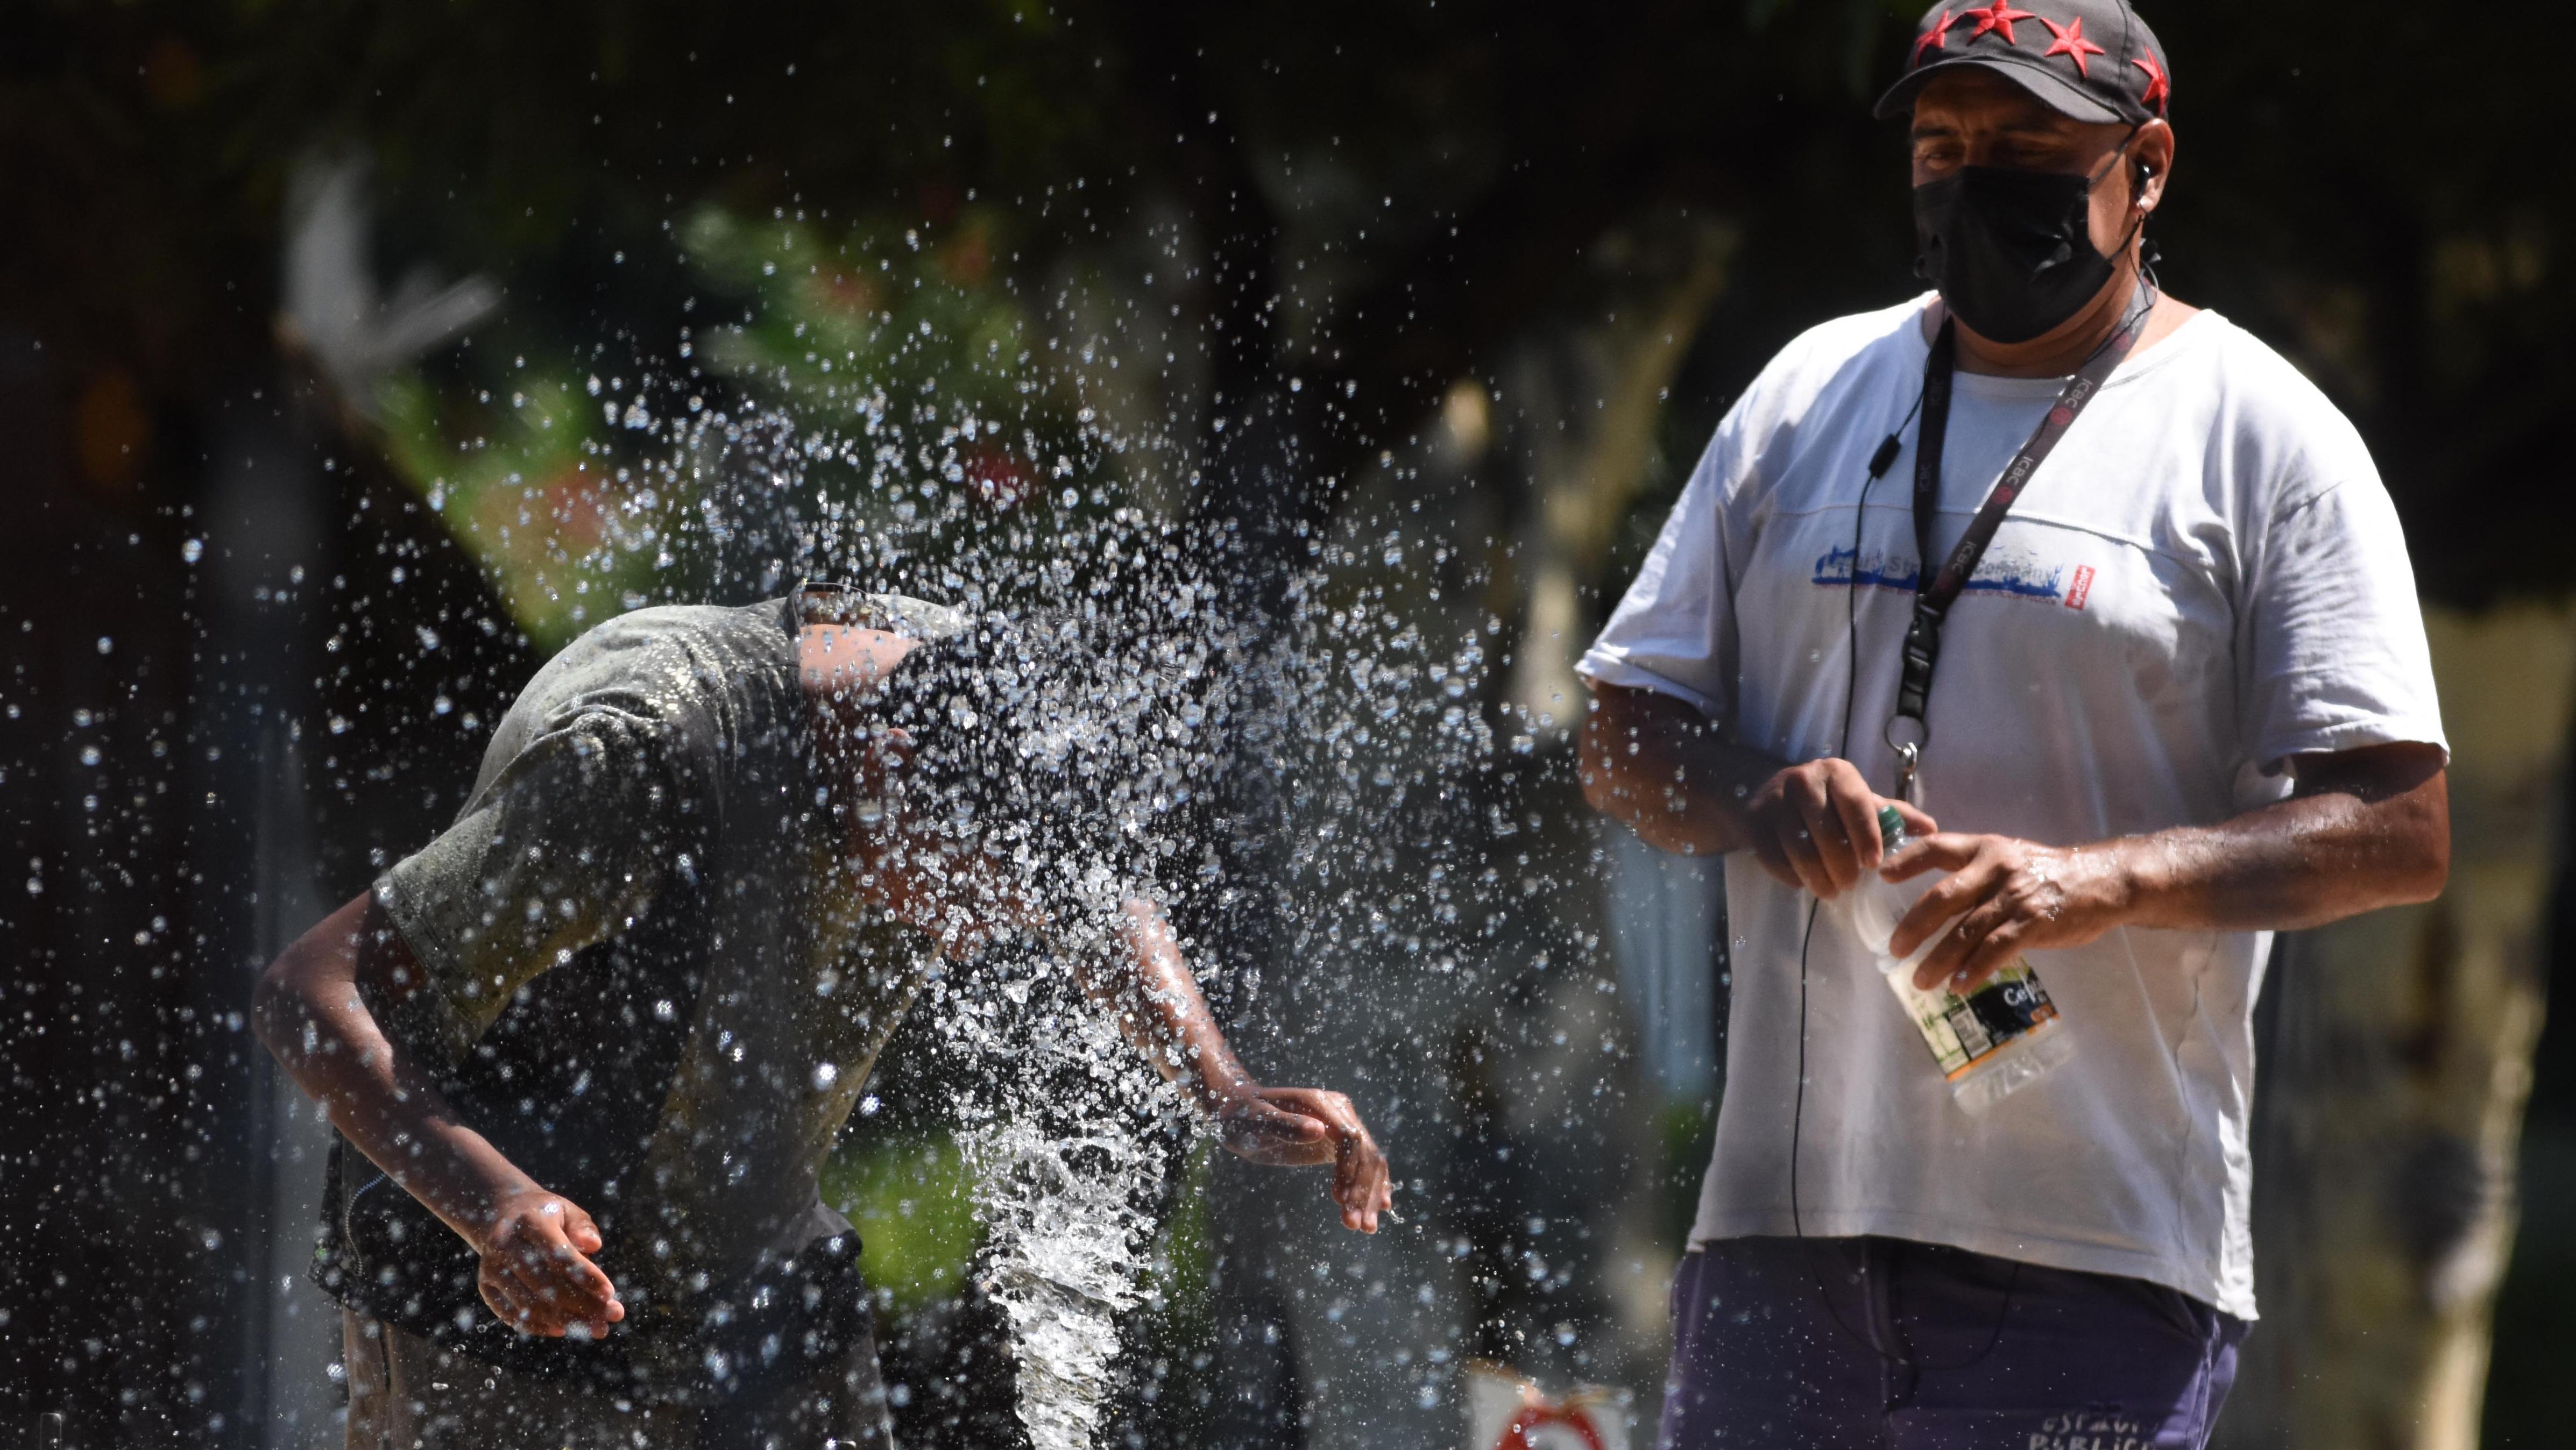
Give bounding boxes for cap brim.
[1873,54,2127,125]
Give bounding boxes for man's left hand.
[1213,1086,1393,1233]
[1884,833,2134,993]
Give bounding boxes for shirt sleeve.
[1575,418,1745,720]
[373,707,688,1058]
[2238,475,2448,772]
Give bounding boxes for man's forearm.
[1886,742,2449,989]
[1577,684,1788,857]
[252,894,541,1247]
[1101,901,1391,1231]
[1581,680,1940,899]
[1094,898,1257,1107]
[1580,679,2448,978]
[2095,744,2450,933]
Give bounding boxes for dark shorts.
[1659,1238,2247,1450]
[342,1311,892,1449]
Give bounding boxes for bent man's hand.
[1214,1086,1393,1234]
[1884,833,2133,993]
[1744,758,1936,899]
[475,1187,626,1339]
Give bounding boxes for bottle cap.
[1877,804,1907,842]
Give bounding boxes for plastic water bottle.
[1837,804,2073,1113]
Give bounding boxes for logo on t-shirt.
[1813,544,2068,603]
[2064,564,2096,611]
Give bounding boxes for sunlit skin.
[1579,72,2449,1000]
[254,623,1390,1341]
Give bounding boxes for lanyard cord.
[1885,281,2159,798]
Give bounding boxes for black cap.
[1874,1,2172,126]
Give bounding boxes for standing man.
[1579,3,2449,1444]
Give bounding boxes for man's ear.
[2132,120,2175,215]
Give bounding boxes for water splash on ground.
[932,953,1191,1450]
[965,1118,1162,1450]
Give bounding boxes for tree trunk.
[2218,604,2573,1449]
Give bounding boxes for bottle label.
[1889,961,2060,1081]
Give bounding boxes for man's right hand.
[1742,757,1936,899]
[475,1186,625,1340]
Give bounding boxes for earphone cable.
[1785,366,2023,1375]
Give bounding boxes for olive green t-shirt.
[329,592,964,1396]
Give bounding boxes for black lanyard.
[1885,285,2156,797]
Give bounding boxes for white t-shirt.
[1578,295,2445,1319]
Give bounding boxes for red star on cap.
[2040,16,2107,77]
[1912,9,1960,68]
[2131,49,2171,113]
[1964,1,2039,46]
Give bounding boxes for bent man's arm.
[1095,898,1391,1231]
[870,833,1394,1232]
[252,893,623,1338]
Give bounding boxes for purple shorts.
[1659,1237,2247,1450]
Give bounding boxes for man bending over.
[255,583,1390,1448]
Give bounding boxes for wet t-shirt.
[319,592,966,1397]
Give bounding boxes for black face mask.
[1912,161,2125,345]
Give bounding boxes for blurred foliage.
[366,196,1086,644]
[375,371,670,650]
[824,1133,982,1316]
[11,0,2571,598]
[682,204,1040,436]
[672,200,1103,595]
[1141,1139,1215,1316]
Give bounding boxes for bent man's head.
[807,603,1224,954]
